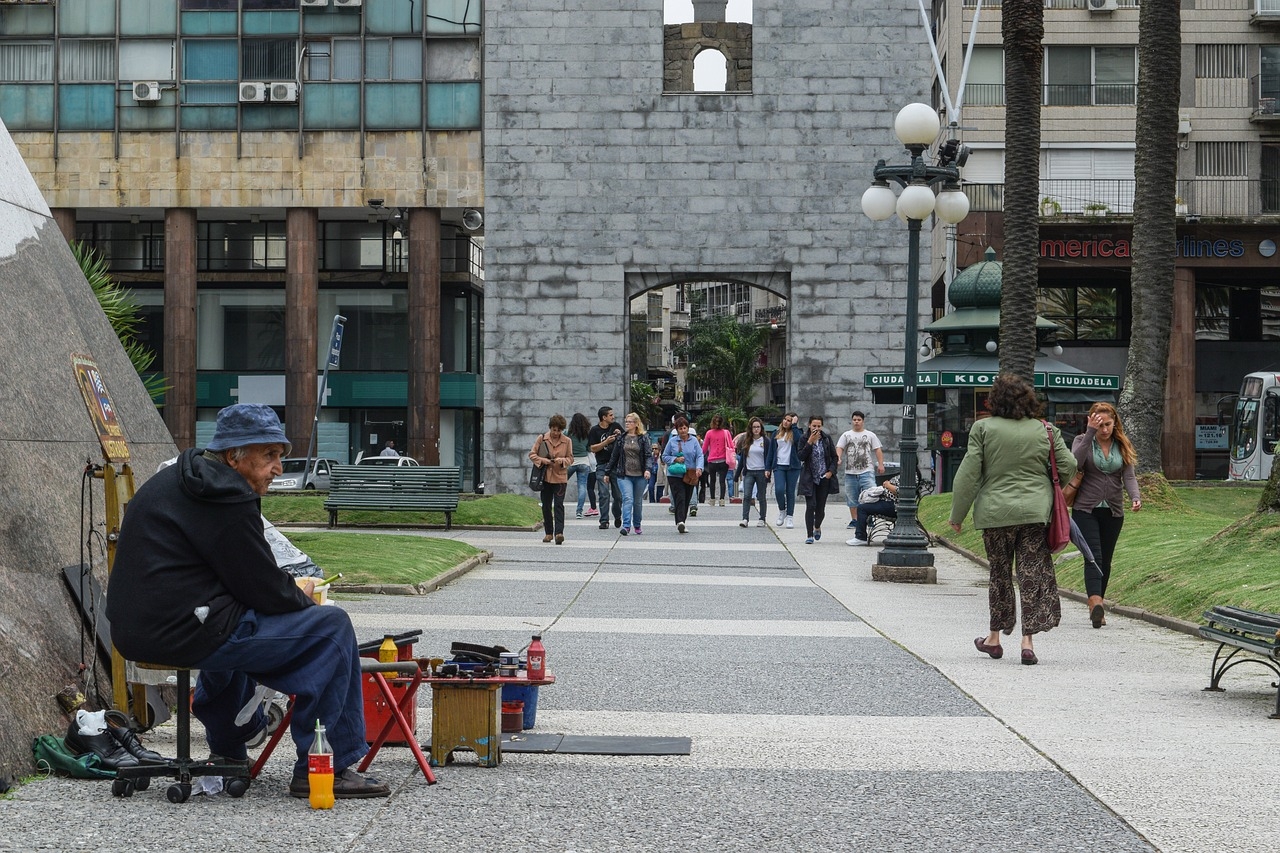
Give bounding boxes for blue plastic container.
[502,684,539,729]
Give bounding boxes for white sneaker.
[784,517,794,529]
[846,537,869,546]
[756,519,766,527]
[776,512,786,526]
[739,520,748,528]
[677,522,686,534]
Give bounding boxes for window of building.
[690,281,751,321]
[1044,45,1136,106]
[242,38,296,80]
[320,221,401,271]
[0,4,55,37]
[75,221,166,271]
[693,48,728,92]
[120,40,176,81]
[366,0,424,34]
[1040,148,1135,213]
[1195,285,1280,341]
[425,39,480,81]
[303,38,361,81]
[427,0,483,35]
[197,289,286,371]
[442,286,482,373]
[121,0,178,37]
[58,0,116,36]
[426,81,480,128]
[1263,143,1280,213]
[1037,285,1123,341]
[316,288,409,371]
[364,38,422,80]
[0,42,53,81]
[60,40,116,82]
[1195,43,1246,79]
[965,45,1004,106]
[198,221,287,271]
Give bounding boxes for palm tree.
[1117,0,1182,475]
[997,0,1044,383]
[677,314,773,411]
[73,241,167,404]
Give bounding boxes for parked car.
[354,452,420,467]
[269,457,339,491]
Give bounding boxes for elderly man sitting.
[107,404,389,799]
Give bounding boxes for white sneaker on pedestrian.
[776,512,786,526]
[677,522,686,534]
[846,537,869,546]
[739,520,748,528]
[784,516,794,529]
[756,519,766,527]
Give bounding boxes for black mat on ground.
[501,733,691,755]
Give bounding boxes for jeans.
[773,467,800,517]
[568,463,591,514]
[1072,506,1125,598]
[740,470,769,521]
[804,476,833,536]
[844,470,876,508]
[705,460,729,500]
[192,606,365,778]
[586,470,598,509]
[726,467,736,498]
[540,481,566,535]
[597,472,622,523]
[669,479,694,524]
[855,499,896,540]
[618,475,647,529]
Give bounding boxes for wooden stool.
[112,665,251,803]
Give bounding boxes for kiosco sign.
[865,371,1120,391]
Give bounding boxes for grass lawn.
[917,482,1276,624]
[282,532,481,587]
[263,492,542,528]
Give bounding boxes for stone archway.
[663,22,753,93]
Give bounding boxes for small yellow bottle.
[379,634,398,678]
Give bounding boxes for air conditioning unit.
[239,82,267,103]
[333,0,362,6]
[300,0,328,6]
[132,81,161,102]
[270,82,299,102]
[1088,0,1119,12]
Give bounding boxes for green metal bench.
[324,464,461,530]
[1198,605,1280,718]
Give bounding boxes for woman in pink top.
[701,414,735,507]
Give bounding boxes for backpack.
[32,734,116,780]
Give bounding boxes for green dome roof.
[949,247,1001,309]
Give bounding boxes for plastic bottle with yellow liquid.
[379,634,398,679]
[308,721,334,809]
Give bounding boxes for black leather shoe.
[65,717,139,771]
[290,767,390,799]
[104,710,166,764]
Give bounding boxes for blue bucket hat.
[207,404,291,454]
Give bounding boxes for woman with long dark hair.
[1071,402,1142,628]
[735,417,774,527]
[949,374,1076,665]
[797,415,837,544]
[567,412,594,519]
[701,414,734,507]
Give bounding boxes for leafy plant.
[629,379,661,430]
[676,313,774,412]
[73,241,167,404]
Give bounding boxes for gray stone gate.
[482,1,936,492]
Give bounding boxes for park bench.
[1198,605,1280,718]
[324,464,461,530]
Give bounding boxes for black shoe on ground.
[290,767,391,799]
[104,709,166,763]
[690,507,697,517]
[64,718,139,772]
[599,521,609,529]
[614,517,622,528]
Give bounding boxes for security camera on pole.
[860,103,970,584]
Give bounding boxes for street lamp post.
[861,104,970,584]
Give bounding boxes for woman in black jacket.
[797,415,838,544]
[602,412,653,535]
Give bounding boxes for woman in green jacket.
[948,374,1076,666]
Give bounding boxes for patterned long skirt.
[981,522,1061,637]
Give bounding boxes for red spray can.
[527,635,546,680]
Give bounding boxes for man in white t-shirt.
[835,411,884,529]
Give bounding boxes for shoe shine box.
[359,637,417,746]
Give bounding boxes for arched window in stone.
[663,0,752,94]
[693,47,729,92]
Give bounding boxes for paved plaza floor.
[4,503,1278,851]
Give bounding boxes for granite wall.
[482,1,936,491]
[0,122,177,782]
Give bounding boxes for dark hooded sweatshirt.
[107,448,314,667]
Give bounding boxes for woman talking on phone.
[797,415,837,544]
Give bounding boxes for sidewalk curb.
[932,535,1203,639]
[330,549,493,596]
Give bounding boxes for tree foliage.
[997,0,1044,383]
[677,313,773,412]
[1117,0,1182,475]
[629,379,661,430]
[73,241,167,404]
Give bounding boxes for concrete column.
[407,207,441,465]
[50,208,76,242]
[285,208,318,456]
[164,208,197,449]
[692,0,728,21]
[1162,267,1196,478]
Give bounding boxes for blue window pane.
[427,81,479,129]
[427,0,482,35]
[243,11,301,36]
[119,100,177,130]
[365,82,421,129]
[179,11,238,36]
[0,83,54,129]
[367,0,421,35]
[184,82,237,104]
[180,104,237,129]
[301,82,360,128]
[120,0,178,36]
[183,40,237,79]
[59,0,116,36]
[303,12,361,35]
[58,84,115,130]
[242,103,299,130]
[0,6,55,36]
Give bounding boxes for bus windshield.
[1231,398,1259,461]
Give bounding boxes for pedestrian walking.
[949,374,1076,666]
[567,412,593,519]
[588,406,624,530]
[603,412,652,535]
[736,417,774,528]
[662,417,704,534]
[529,414,574,544]
[1070,402,1142,628]
[772,412,803,529]
[701,414,734,506]
[835,411,885,528]
[797,415,837,544]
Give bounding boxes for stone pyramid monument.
[0,120,176,783]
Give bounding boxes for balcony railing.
[961,0,1141,7]
[953,83,1136,108]
[964,179,1280,216]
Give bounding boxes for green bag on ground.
[32,734,115,780]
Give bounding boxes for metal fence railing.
[963,179,1280,216]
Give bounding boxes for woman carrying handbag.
[529,414,574,544]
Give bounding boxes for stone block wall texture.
[483,1,935,491]
[0,121,179,781]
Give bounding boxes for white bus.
[1228,371,1280,481]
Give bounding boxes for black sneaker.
[290,767,390,799]
[613,517,622,528]
[599,521,609,530]
[690,507,698,517]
